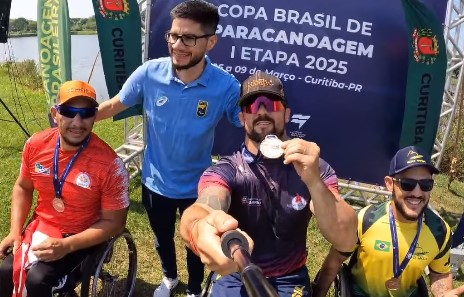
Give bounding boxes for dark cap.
[389,146,439,176]
[239,71,286,106]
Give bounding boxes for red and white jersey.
[20,128,130,234]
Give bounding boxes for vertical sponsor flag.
[399,0,447,153]
[37,0,72,126]
[92,0,143,119]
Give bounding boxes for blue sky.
[10,0,95,20]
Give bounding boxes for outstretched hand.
[281,139,320,185]
[193,210,254,276]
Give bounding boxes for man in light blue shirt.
[96,1,241,296]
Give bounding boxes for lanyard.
[53,136,90,199]
[389,204,422,278]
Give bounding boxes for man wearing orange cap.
[0,80,129,297]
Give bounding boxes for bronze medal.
[53,197,65,213]
[385,277,401,291]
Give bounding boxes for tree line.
[9,17,97,34]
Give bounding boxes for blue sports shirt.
[119,56,241,198]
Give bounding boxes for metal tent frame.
[118,0,463,205]
[113,0,150,179]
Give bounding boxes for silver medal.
[260,135,284,159]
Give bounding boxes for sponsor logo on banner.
[413,28,439,65]
[197,100,208,117]
[75,172,91,189]
[98,0,130,20]
[289,114,311,138]
[374,239,391,252]
[34,163,50,175]
[156,96,168,107]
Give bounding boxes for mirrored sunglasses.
[392,178,434,192]
[243,95,285,114]
[56,105,97,119]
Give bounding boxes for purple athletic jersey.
[199,144,339,277]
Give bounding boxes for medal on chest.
[52,136,90,212]
[386,204,422,294]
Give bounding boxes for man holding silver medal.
[180,71,357,296]
[0,80,129,297]
[313,146,464,297]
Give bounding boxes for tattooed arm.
[196,185,232,211]
[180,173,254,275]
[429,272,453,297]
[180,184,232,251]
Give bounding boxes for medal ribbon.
[389,203,422,278]
[53,136,90,199]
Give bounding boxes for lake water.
[0,35,109,100]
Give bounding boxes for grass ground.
[0,66,463,296]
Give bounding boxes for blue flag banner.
[148,0,447,184]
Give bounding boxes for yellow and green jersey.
[350,201,451,297]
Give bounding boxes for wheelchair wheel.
[88,229,137,297]
[201,271,215,297]
[334,264,351,297]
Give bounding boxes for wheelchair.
[54,228,137,297]
[324,263,429,297]
[451,213,464,278]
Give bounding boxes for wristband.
[188,220,200,255]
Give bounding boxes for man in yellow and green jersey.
[313,146,464,297]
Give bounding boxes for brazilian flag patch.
[374,240,391,252]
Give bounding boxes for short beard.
[246,114,285,143]
[392,192,427,221]
[62,135,89,148]
[172,55,203,70]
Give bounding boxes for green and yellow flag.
[374,240,391,252]
[37,0,72,126]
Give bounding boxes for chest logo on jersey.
[413,246,429,260]
[241,196,262,206]
[374,240,391,252]
[197,100,208,117]
[34,163,50,175]
[156,96,169,107]
[290,194,307,210]
[75,172,91,189]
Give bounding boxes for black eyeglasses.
[392,178,434,192]
[165,32,213,47]
[56,105,97,119]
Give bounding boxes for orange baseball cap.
[58,80,98,107]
